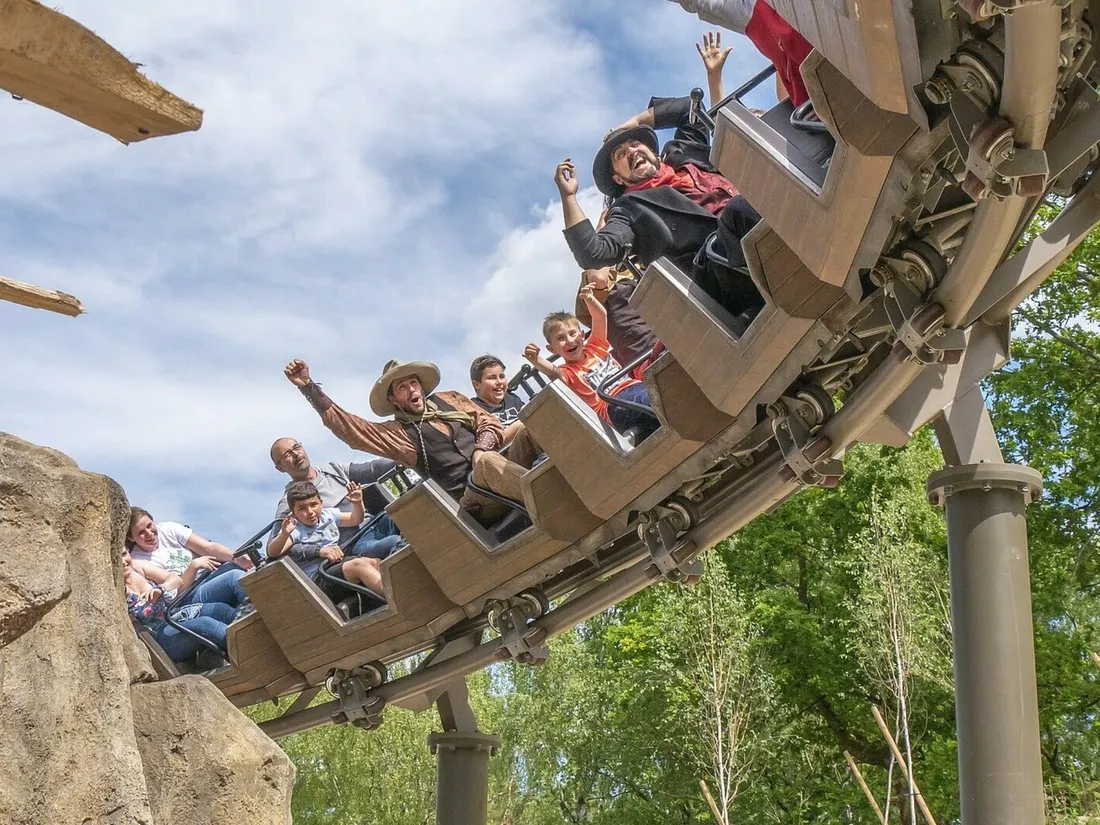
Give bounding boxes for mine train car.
[136,0,1100,734]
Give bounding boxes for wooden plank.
[774,0,908,114]
[713,54,915,289]
[0,275,83,316]
[521,381,705,520]
[523,460,603,542]
[391,481,571,611]
[243,557,462,681]
[0,0,202,142]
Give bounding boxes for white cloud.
[1,0,769,543]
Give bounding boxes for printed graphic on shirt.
[582,352,631,396]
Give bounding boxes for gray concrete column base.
[428,731,501,825]
[927,462,1045,825]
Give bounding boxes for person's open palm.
[345,482,363,504]
[697,31,732,74]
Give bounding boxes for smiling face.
[388,375,426,415]
[290,494,324,527]
[121,549,134,581]
[129,515,159,552]
[611,139,659,187]
[473,363,508,407]
[546,319,586,364]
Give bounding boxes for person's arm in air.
[697,31,732,107]
[555,160,637,269]
[580,285,609,343]
[336,484,365,528]
[523,344,563,382]
[284,360,419,466]
[267,515,296,559]
[185,532,234,563]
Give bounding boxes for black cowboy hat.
[592,125,659,198]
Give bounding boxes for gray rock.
[132,677,294,825]
[0,435,295,825]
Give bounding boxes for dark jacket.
[564,96,727,273]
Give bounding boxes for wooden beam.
[843,750,887,825]
[0,0,202,143]
[0,275,83,316]
[871,704,938,825]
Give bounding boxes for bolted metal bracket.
[770,402,843,487]
[927,462,1043,507]
[957,0,1070,21]
[488,593,550,666]
[330,674,386,730]
[882,277,967,365]
[639,509,702,584]
[945,89,1049,199]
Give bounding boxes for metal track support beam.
[429,683,501,825]
[928,403,1045,825]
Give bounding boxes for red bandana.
[625,162,739,215]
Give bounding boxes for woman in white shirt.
[125,507,249,607]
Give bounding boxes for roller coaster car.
[147,2,1100,727]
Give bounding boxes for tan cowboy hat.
[369,359,441,416]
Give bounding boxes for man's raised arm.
[284,359,418,467]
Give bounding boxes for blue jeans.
[156,601,236,662]
[189,561,248,607]
[348,513,402,560]
[608,382,660,441]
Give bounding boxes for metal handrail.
[708,64,778,117]
[595,346,661,419]
[464,469,528,515]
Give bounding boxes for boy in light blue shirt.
[267,480,384,602]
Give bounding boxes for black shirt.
[473,392,525,427]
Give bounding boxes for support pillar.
[927,461,1044,825]
[429,681,501,825]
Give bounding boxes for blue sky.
[2,0,771,545]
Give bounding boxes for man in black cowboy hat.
[284,358,540,527]
[555,93,763,319]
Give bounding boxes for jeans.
[607,382,660,442]
[348,513,403,560]
[156,601,236,662]
[190,561,248,607]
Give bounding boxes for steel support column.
[928,459,1044,825]
[429,682,501,825]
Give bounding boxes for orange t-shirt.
[558,335,640,424]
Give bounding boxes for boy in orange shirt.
[524,286,660,442]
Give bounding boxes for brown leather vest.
[398,395,476,499]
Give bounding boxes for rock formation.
[0,433,295,824]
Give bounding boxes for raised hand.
[345,482,363,504]
[697,31,732,75]
[579,284,600,307]
[523,343,541,363]
[284,359,312,387]
[320,545,344,563]
[280,514,297,536]
[554,159,579,198]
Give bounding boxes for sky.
[1,0,772,544]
